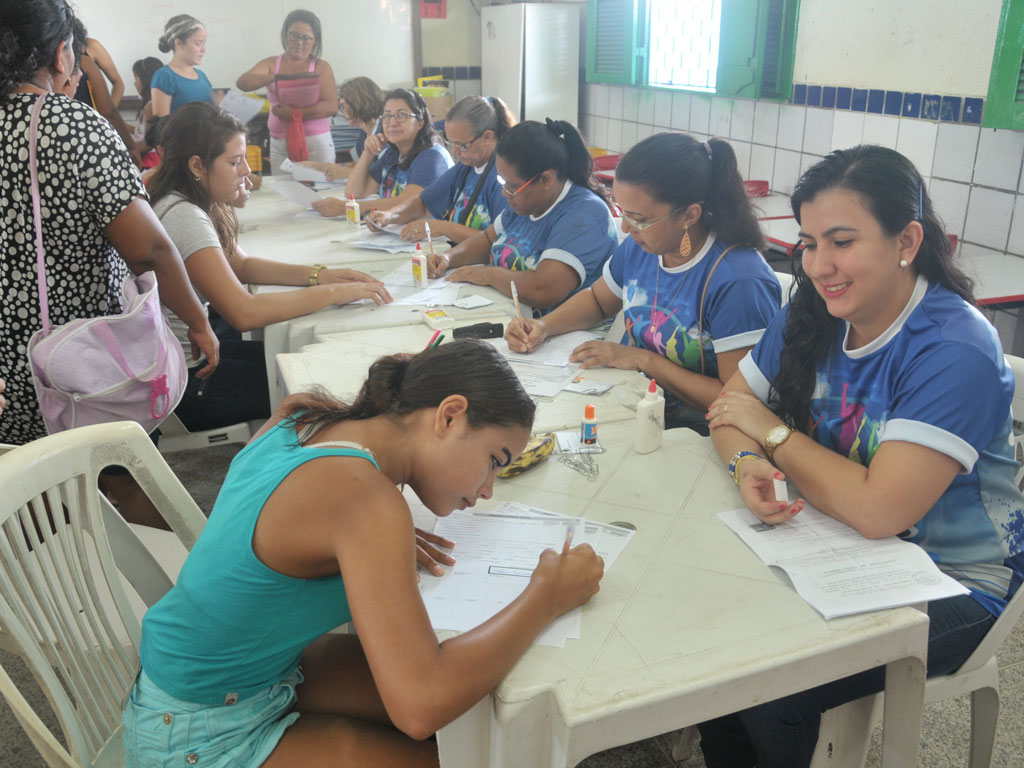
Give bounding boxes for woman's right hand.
[363,132,387,156]
[312,198,346,218]
[366,209,394,231]
[427,250,450,279]
[187,323,220,380]
[328,281,393,306]
[504,316,547,353]
[736,458,804,525]
[530,545,604,620]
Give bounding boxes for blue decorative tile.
[851,89,868,111]
[962,98,983,123]
[836,87,852,110]
[940,96,962,122]
[902,92,921,118]
[922,94,941,120]
[425,66,442,77]
[822,86,836,108]
[884,90,902,115]
[807,85,822,107]
[793,84,807,104]
[469,66,481,79]
[455,66,469,80]
[867,89,885,113]
[441,66,455,80]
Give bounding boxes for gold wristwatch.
[309,264,326,286]
[763,424,793,462]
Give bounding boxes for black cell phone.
[453,322,504,339]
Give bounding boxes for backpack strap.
[28,93,51,336]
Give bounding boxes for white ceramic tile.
[928,179,970,238]
[776,105,805,152]
[709,97,732,137]
[730,100,755,143]
[606,118,623,153]
[895,119,938,179]
[622,88,640,122]
[592,84,610,118]
[802,109,834,155]
[963,186,1015,251]
[773,149,802,195]
[584,83,598,114]
[579,114,592,143]
[830,111,864,152]
[974,128,1024,191]
[689,132,709,143]
[861,114,899,149]
[591,116,609,151]
[654,90,673,128]
[731,140,752,179]
[800,153,823,178]
[636,123,655,142]
[452,79,481,100]
[932,124,980,183]
[620,121,638,153]
[1008,195,1024,257]
[748,143,774,185]
[671,92,691,131]
[637,89,656,124]
[690,94,711,135]
[607,86,624,121]
[752,101,780,146]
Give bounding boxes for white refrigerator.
[481,3,580,126]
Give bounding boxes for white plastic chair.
[157,412,254,454]
[0,422,207,768]
[775,270,794,306]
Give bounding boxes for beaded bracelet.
[728,450,763,485]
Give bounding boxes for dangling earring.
[899,259,909,268]
[679,228,692,259]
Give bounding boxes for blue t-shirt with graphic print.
[420,161,507,231]
[369,142,453,198]
[490,181,616,305]
[740,276,1024,616]
[604,234,780,425]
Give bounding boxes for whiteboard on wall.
[74,0,414,93]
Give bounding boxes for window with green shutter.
[985,0,1024,130]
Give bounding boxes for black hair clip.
[545,117,565,138]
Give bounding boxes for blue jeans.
[696,594,996,768]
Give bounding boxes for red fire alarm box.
[421,0,446,19]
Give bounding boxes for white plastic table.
[434,421,929,768]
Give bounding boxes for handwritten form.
[419,502,634,647]
[719,505,967,620]
[485,332,600,397]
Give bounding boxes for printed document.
[487,331,599,367]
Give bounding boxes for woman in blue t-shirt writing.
[505,133,780,431]
[699,145,1024,768]
[428,119,617,310]
[314,88,452,217]
[365,94,515,244]
[150,14,213,118]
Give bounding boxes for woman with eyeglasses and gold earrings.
[314,88,452,218]
[236,9,338,170]
[504,132,780,432]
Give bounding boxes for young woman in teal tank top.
[124,340,604,767]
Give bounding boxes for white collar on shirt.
[656,231,719,273]
[530,179,573,222]
[844,273,929,358]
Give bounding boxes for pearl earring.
[899,259,909,268]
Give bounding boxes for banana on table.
[498,433,554,478]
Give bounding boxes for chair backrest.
[775,270,794,307]
[0,422,206,767]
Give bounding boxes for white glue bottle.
[635,378,665,454]
[345,195,360,225]
[411,242,428,287]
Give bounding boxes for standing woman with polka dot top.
[0,0,218,447]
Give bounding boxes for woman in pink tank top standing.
[236,9,337,171]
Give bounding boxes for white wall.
[421,0,481,67]
[792,0,1002,95]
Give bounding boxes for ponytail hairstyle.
[158,14,203,55]
[445,94,517,143]
[770,144,974,432]
[148,102,247,254]
[0,0,76,103]
[280,8,323,60]
[496,119,614,212]
[283,339,537,441]
[616,133,764,250]
[382,87,441,171]
[132,56,164,114]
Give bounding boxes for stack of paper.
[486,332,600,398]
[419,502,634,647]
[718,505,968,620]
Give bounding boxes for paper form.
[377,264,461,306]
[718,505,968,619]
[506,360,579,397]
[351,231,417,253]
[487,331,600,367]
[419,503,634,646]
[219,90,265,125]
[267,179,322,208]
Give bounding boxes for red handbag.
[286,110,308,162]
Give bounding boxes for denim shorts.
[122,666,303,768]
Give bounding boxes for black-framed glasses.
[287,31,316,44]
[444,131,484,153]
[499,173,539,198]
[381,110,419,124]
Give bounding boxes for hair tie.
[702,140,712,159]
[545,117,565,139]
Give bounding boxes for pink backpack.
[25,93,186,435]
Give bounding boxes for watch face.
[768,425,789,444]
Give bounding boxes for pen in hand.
[563,516,583,554]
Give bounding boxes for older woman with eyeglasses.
[236,9,338,170]
[314,88,452,218]
[503,132,781,433]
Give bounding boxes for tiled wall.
[579,83,1024,353]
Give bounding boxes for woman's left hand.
[415,527,456,576]
[570,340,643,371]
[446,265,492,285]
[399,219,429,242]
[271,104,294,120]
[318,268,382,285]
[706,390,781,444]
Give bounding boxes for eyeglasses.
[380,110,419,124]
[287,32,316,44]
[444,131,484,153]
[499,173,538,198]
[620,205,687,232]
